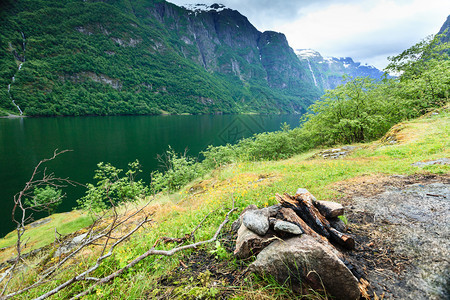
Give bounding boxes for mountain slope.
[0,0,320,116]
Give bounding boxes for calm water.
[0,114,301,236]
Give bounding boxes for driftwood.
[276,193,355,250]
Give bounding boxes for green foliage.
[77,160,148,212]
[386,34,450,115]
[201,123,310,167]
[235,123,306,160]
[300,77,401,145]
[24,185,63,215]
[209,241,230,260]
[150,147,205,193]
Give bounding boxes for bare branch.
[71,199,236,299]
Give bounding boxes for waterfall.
[306,58,318,87]
[12,100,23,115]
[6,31,26,115]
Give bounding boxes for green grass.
[0,210,93,261]
[1,110,448,299]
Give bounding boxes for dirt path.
[340,174,449,299]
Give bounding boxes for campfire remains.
[233,188,360,300]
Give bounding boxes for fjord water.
[0,114,300,236]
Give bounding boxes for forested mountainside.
[0,0,321,116]
[296,49,386,91]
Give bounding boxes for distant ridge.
[295,49,386,91]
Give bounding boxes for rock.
[412,158,450,167]
[250,235,360,300]
[269,217,277,227]
[261,204,281,217]
[313,200,344,218]
[54,233,88,257]
[273,220,303,235]
[29,217,51,228]
[296,188,317,200]
[231,219,241,233]
[314,146,356,160]
[234,224,275,259]
[242,209,269,236]
[231,205,258,233]
[329,217,347,232]
[71,233,88,244]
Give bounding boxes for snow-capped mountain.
[295,49,386,91]
[182,3,227,13]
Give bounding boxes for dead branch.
[1,150,79,297]
[152,205,220,248]
[277,193,355,249]
[2,197,155,300]
[71,199,236,300]
[2,152,237,300]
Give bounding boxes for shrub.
[77,160,148,212]
[25,185,63,215]
[150,147,205,193]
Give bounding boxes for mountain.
[295,49,386,91]
[0,0,320,116]
[437,14,450,44]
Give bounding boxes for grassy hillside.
[1,106,447,299]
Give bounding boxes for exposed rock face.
[411,158,450,167]
[437,14,450,44]
[148,2,319,112]
[313,146,356,159]
[250,235,360,300]
[296,49,386,91]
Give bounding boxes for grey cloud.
[168,0,359,30]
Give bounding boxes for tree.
[385,34,450,114]
[300,77,394,145]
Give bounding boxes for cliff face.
[0,0,320,116]
[295,49,386,91]
[148,2,315,94]
[437,14,450,44]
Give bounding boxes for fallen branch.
[1,150,79,297]
[152,205,220,248]
[71,199,237,300]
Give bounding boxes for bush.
[77,160,148,212]
[150,147,205,193]
[25,186,63,215]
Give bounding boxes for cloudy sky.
[167,0,450,70]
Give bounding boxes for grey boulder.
[250,235,360,300]
[242,209,270,236]
[273,220,303,235]
[234,224,275,259]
